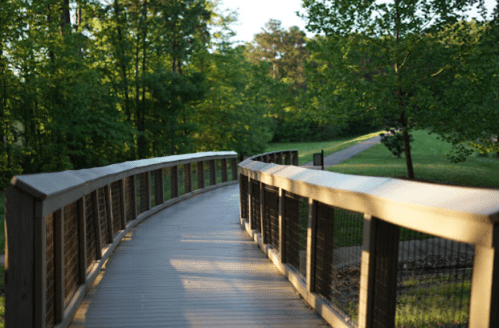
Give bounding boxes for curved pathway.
[302,136,381,169]
[70,185,329,327]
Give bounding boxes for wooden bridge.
[5,151,499,328]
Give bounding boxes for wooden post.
[146,172,151,210]
[170,166,179,198]
[54,208,65,324]
[279,189,286,262]
[130,175,137,220]
[92,190,102,260]
[231,158,238,181]
[197,161,205,189]
[209,160,216,186]
[5,186,35,327]
[306,198,317,293]
[104,185,114,242]
[221,158,228,183]
[292,151,299,166]
[154,169,164,205]
[314,202,334,298]
[34,201,47,328]
[358,215,399,328]
[248,177,254,230]
[78,197,87,284]
[260,182,266,244]
[285,151,291,165]
[119,180,127,228]
[469,223,499,328]
[184,163,192,193]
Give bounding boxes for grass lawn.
[326,130,499,189]
[265,131,384,166]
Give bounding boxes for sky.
[217,0,311,44]
[218,0,498,45]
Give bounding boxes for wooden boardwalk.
[70,185,329,327]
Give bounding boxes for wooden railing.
[238,150,499,328]
[5,152,238,328]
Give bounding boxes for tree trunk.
[400,111,415,179]
[113,0,131,122]
[139,0,148,158]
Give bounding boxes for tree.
[302,0,497,179]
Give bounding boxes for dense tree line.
[1,0,498,187]
[0,0,277,187]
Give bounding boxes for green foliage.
[380,129,414,158]
[301,0,499,178]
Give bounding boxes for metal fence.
[238,150,499,328]
[6,152,238,328]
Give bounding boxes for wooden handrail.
[238,150,499,328]
[6,151,238,328]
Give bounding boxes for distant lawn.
[265,131,384,166]
[327,130,499,189]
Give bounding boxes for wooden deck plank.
[70,185,329,327]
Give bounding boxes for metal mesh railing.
[111,181,122,236]
[283,191,307,277]
[240,176,249,221]
[63,202,79,308]
[330,208,364,325]
[84,194,97,273]
[250,179,261,233]
[395,228,474,327]
[97,187,109,247]
[314,202,334,301]
[46,213,55,328]
[124,176,134,222]
[138,173,148,214]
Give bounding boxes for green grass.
[343,271,472,327]
[327,130,499,189]
[265,131,384,166]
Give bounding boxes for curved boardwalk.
[70,185,329,327]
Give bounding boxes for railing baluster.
[260,182,266,244]
[209,160,216,186]
[292,151,299,165]
[279,188,285,262]
[146,171,152,210]
[78,197,87,285]
[197,161,205,189]
[171,166,179,198]
[469,234,499,328]
[130,175,137,220]
[221,159,228,183]
[306,198,316,293]
[92,190,102,260]
[104,185,114,242]
[231,158,238,181]
[54,208,65,324]
[184,163,192,193]
[154,169,164,205]
[119,180,127,228]
[34,201,47,328]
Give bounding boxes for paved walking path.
[70,185,329,327]
[302,136,381,169]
